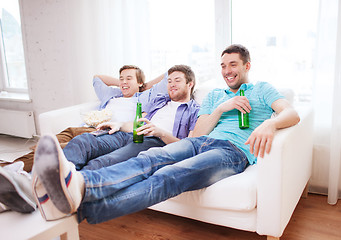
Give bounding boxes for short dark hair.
[221,44,251,64]
[119,65,146,92]
[168,65,196,99]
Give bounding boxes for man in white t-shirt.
[93,66,167,122]
[3,65,165,173]
[0,65,166,213]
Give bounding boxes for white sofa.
[39,86,314,240]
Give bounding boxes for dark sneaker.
[0,166,36,213]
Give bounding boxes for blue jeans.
[63,132,165,170]
[77,136,249,224]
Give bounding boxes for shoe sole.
[0,170,36,213]
[32,174,69,221]
[34,135,72,214]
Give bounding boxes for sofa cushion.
[167,164,257,211]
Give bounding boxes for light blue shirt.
[198,82,284,164]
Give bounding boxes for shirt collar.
[225,82,254,94]
[179,99,196,107]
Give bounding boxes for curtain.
[328,0,341,205]
[67,0,150,80]
[97,0,151,77]
[63,0,150,103]
[314,0,341,204]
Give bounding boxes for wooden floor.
[78,193,341,240]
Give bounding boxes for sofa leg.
[267,236,280,240]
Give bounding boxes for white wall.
[0,0,150,135]
[0,0,112,133]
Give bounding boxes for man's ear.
[188,81,194,89]
[246,62,251,71]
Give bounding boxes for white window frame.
[0,0,29,101]
[215,0,232,60]
[213,0,232,83]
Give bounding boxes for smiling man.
[0,65,167,213]
[2,65,165,173]
[93,65,164,121]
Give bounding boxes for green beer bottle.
[133,102,144,143]
[238,89,249,129]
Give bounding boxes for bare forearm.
[158,131,180,144]
[144,73,165,90]
[94,75,120,86]
[192,111,223,137]
[120,121,133,132]
[270,99,300,130]
[193,96,251,137]
[270,107,300,130]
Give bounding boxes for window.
[0,0,27,94]
[147,0,216,85]
[231,0,319,102]
[146,0,319,103]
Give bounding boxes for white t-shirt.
[105,97,137,122]
[150,101,182,134]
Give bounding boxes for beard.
[169,89,189,102]
[227,80,243,90]
[229,83,242,90]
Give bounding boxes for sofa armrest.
[256,105,314,237]
[39,101,100,135]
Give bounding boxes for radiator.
[0,109,37,138]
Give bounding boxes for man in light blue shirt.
[30,44,300,224]
[198,81,284,164]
